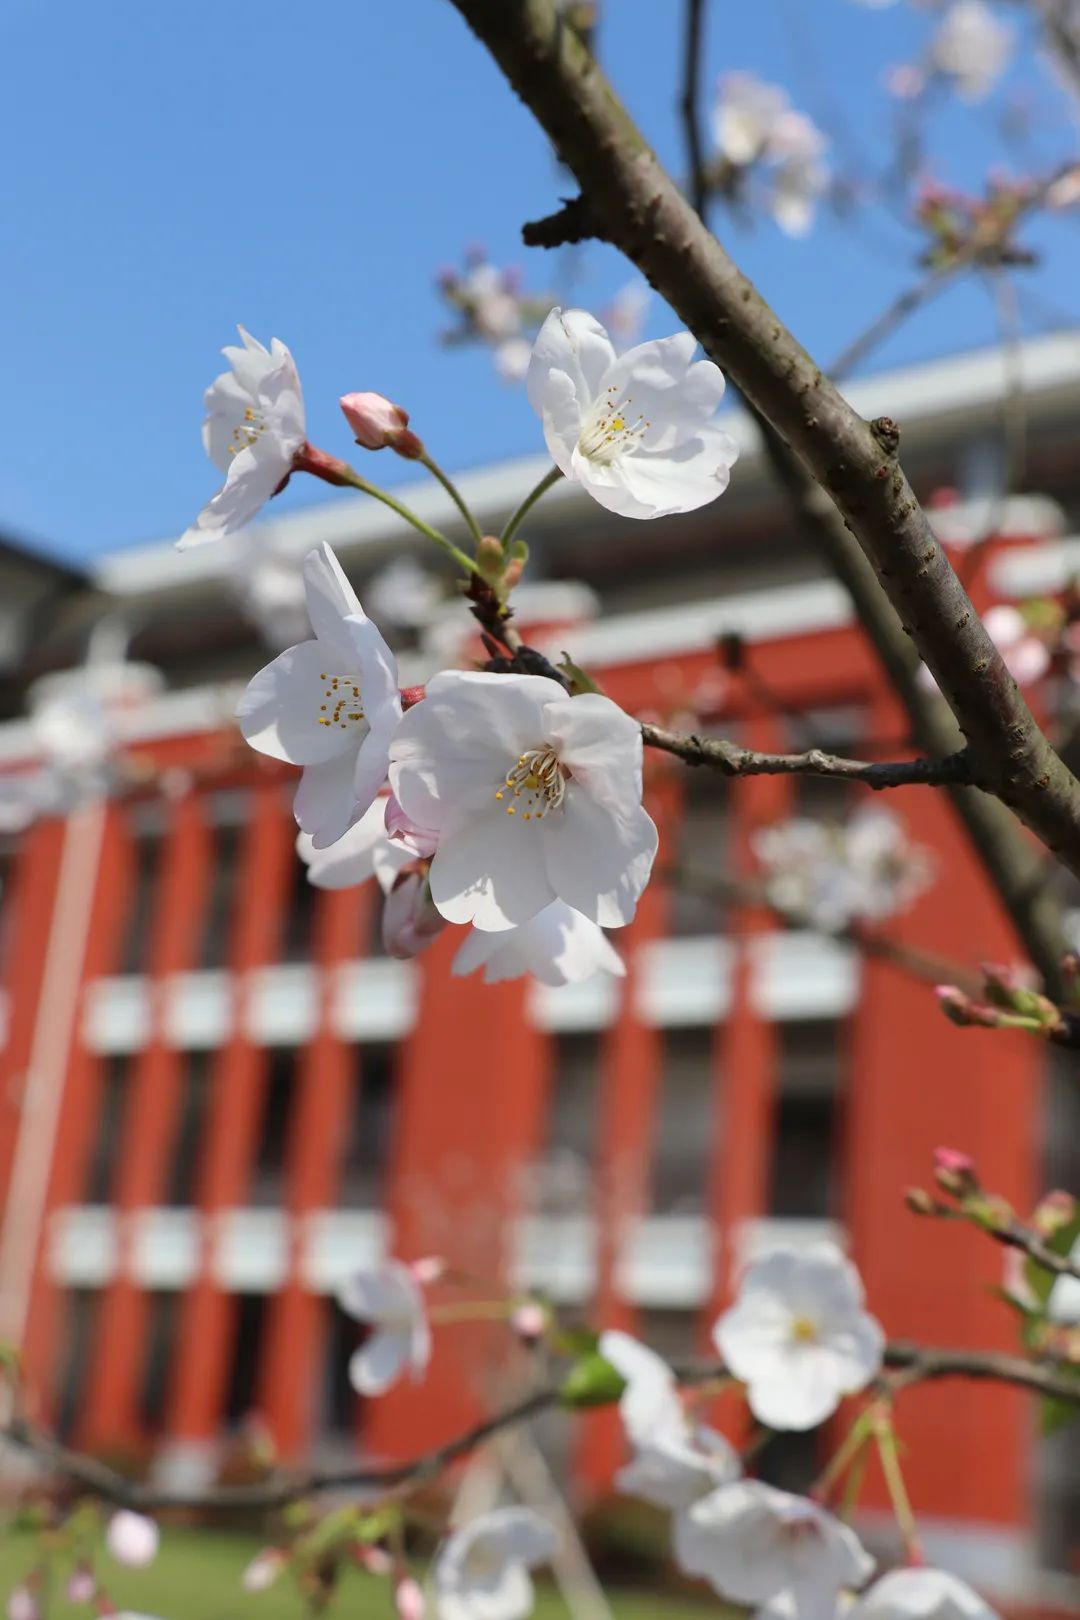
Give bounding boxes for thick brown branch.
[642,724,975,789]
[448,0,1080,882]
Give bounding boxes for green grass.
[0,1526,720,1620]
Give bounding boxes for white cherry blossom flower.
[452,900,625,986]
[848,1568,1001,1620]
[434,1508,557,1620]
[527,309,738,520]
[674,1481,874,1612]
[179,327,306,549]
[714,72,790,166]
[931,0,1013,101]
[754,805,934,932]
[237,543,401,848]
[601,1331,740,1511]
[106,1511,160,1568]
[767,112,830,237]
[389,672,658,931]
[337,1260,431,1396]
[714,1242,884,1430]
[298,798,391,889]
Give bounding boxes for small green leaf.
[1024,1211,1080,1309]
[559,1351,626,1409]
[557,653,603,696]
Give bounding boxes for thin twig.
[641,723,976,790]
[680,0,708,219]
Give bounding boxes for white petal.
[540,788,657,927]
[237,640,357,766]
[613,425,739,518]
[349,1328,411,1395]
[541,692,643,820]
[296,751,366,848]
[297,799,387,889]
[303,543,363,656]
[177,441,288,549]
[527,308,617,417]
[429,806,556,929]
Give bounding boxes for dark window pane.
[339,1043,398,1207]
[166,1051,213,1206]
[84,1054,131,1203]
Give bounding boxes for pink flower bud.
[65,1569,96,1605]
[242,1549,286,1593]
[381,868,446,960]
[105,1510,159,1568]
[7,1587,39,1620]
[934,1147,976,1176]
[357,1546,393,1576]
[510,1301,548,1343]
[933,1146,980,1197]
[411,1255,448,1286]
[395,1577,426,1620]
[340,393,423,459]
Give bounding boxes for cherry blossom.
[767,112,831,237]
[105,1510,160,1568]
[674,1481,874,1613]
[754,805,934,932]
[433,1508,557,1620]
[526,309,738,519]
[337,1260,431,1396]
[237,542,401,848]
[389,671,657,931]
[848,1568,1001,1620]
[930,0,1013,101]
[713,73,790,166]
[600,1329,686,1443]
[242,1549,286,1593]
[6,1589,38,1620]
[713,1242,884,1430]
[178,327,306,549]
[452,900,626,986]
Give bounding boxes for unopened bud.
[243,1549,286,1593]
[340,392,424,459]
[502,559,525,591]
[933,1146,980,1198]
[1032,1189,1079,1239]
[106,1510,159,1569]
[935,985,998,1028]
[511,1301,549,1343]
[65,1569,95,1606]
[7,1587,39,1620]
[980,962,1054,1022]
[411,1255,448,1286]
[475,535,505,580]
[357,1546,393,1577]
[905,1187,938,1216]
[395,1577,426,1620]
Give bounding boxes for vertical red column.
[0,819,66,1214]
[16,803,135,1417]
[78,792,212,1450]
[845,687,1040,1535]
[257,882,368,1459]
[166,782,294,1449]
[365,929,551,1460]
[704,712,792,1324]
[577,767,682,1493]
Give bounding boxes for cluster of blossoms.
[753,805,935,934]
[436,250,651,385]
[174,306,739,986]
[8,1509,160,1620]
[884,0,1014,104]
[308,1241,997,1620]
[712,73,831,237]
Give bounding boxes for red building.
[1,336,1079,1601]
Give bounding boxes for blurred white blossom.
[754,804,934,931]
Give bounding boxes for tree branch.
[642,724,975,789]
[680,0,708,219]
[447,0,1080,885]
[4,1341,1078,1513]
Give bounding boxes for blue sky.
[1,0,1077,562]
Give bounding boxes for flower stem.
[501,465,563,546]
[873,1407,924,1565]
[417,451,485,547]
[812,1407,873,1504]
[335,464,480,576]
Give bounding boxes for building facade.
[2,336,1080,1601]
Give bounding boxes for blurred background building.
[1,335,1079,1601]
